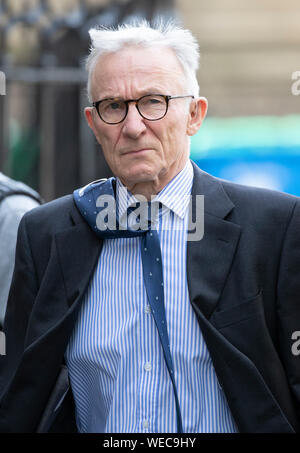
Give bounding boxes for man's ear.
[84,107,101,144]
[186,97,208,136]
[85,107,94,129]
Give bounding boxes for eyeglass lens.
[99,95,167,123]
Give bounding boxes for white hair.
[85,20,200,102]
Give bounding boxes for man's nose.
[122,102,147,139]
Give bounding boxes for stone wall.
[176,0,300,116]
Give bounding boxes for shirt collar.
[116,159,194,221]
[153,159,193,219]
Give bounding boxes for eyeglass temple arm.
[168,95,195,100]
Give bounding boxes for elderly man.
[0,22,299,434]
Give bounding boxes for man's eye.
[109,102,122,110]
[148,98,163,104]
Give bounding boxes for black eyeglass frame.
[92,94,195,124]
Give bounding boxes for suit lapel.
[24,201,102,349]
[187,162,241,319]
[55,215,103,308]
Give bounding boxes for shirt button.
[144,305,151,314]
[144,362,152,372]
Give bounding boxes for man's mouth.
[122,148,151,155]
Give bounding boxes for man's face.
[85,46,207,193]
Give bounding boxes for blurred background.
[0,0,299,201]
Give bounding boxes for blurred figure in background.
[0,172,41,326]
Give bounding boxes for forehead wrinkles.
[91,47,186,99]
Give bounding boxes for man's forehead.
[98,44,181,66]
[91,46,185,97]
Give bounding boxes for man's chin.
[118,171,158,190]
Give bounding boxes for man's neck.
[121,157,190,201]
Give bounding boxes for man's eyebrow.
[139,89,165,95]
[100,90,166,100]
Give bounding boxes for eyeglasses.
[92,94,194,124]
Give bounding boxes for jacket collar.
[187,162,241,319]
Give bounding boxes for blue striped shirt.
[65,159,238,433]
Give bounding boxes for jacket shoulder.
[219,178,300,222]
[191,161,300,225]
[22,194,77,234]
[220,177,299,204]
[219,179,300,210]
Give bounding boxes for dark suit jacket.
[0,161,300,433]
